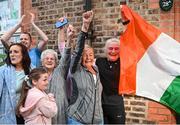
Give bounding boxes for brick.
[74,1,83,6]
[131,119,140,123]
[55,3,63,8]
[32,3,40,7]
[125,106,131,111]
[148,9,159,14]
[64,7,75,12]
[130,101,146,106]
[132,107,145,112]
[148,101,167,108]
[148,2,159,9]
[148,107,158,114]
[158,108,172,115]
[148,114,168,121]
[129,112,145,118]
[160,21,174,27]
[142,120,156,124]
[160,14,174,20]
[91,43,104,48]
[148,0,159,3]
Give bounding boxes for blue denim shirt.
[0,65,17,124]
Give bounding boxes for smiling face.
[9,45,23,66]
[82,47,95,68]
[33,73,49,91]
[106,41,120,62]
[20,33,31,49]
[42,53,56,71]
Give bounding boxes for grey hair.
[104,38,120,55]
[41,49,58,64]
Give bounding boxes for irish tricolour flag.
[119,5,180,113]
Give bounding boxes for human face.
[106,42,120,62]
[82,48,94,68]
[9,45,23,66]
[33,73,49,91]
[20,33,31,49]
[42,53,56,71]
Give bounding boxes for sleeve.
[0,66,5,96]
[57,47,71,78]
[70,31,88,73]
[0,39,9,51]
[37,97,58,118]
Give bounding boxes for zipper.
[91,75,97,124]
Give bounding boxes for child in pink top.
[16,67,57,125]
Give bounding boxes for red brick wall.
[22,0,180,124]
[148,101,176,124]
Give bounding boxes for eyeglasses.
[108,47,120,51]
[44,57,55,61]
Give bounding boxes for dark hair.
[6,43,31,75]
[21,32,33,43]
[16,67,48,116]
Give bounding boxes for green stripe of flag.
[160,76,180,113]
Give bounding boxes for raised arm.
[57,17,66,54]
[70,10,93,73]
[58,24,75,78]
[0,15,25,50]
[29,13,48,51]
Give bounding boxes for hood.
[20,87,46,117]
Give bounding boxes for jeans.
[67,117,82,125]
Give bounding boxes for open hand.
[18,15,26,27]
[29,12,35,24]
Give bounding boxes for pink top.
[20,87,57,125]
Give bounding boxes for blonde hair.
[83,44,94,54]
[81,44,94,63]
[41,49,58,64]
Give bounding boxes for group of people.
[0,10,125,124]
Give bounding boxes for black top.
[96,57,123,106]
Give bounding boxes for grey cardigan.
[67,31,103,124]
[47,47,71,124]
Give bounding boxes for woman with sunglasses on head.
[96,38,126,124]
[0,43,31,124]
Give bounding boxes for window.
[0,0,21,54]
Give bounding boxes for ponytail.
[16,79,31,116]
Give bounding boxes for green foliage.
[0,54,6,66]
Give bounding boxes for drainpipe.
[84,0,94,46]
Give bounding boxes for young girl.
[16,67,57,124]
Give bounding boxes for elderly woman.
[67,10,103,124]
[96,38,125,124]
[0,43,31,124]
[41,24,74,124]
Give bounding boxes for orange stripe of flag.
[119,5,161,94]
